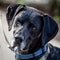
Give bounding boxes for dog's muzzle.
[13,26,34,51]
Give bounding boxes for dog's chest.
[39,44,60,60]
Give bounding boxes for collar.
[40,45,50,60]
[15,44,48,59]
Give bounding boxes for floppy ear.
[6,4,25,31]
[6,4,20,31]
[42,14,58,46]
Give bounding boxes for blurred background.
[0,0,60,60]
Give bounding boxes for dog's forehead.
[15,7,41,23]
[14,11,41,29]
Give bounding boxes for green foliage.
[54,16,60,23]
[16,0,24,4]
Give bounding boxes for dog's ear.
[6,4,25,31]
[6,4,20,31]
[42,14,58,46]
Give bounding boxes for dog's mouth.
[19,49,29,54]
[18,42,31,54]
[15,36,33,53]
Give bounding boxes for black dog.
[6,4,59,60]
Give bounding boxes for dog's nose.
[15,36,23,42]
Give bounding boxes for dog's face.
[11,7,42,52]
[6,4,58,53]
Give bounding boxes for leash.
[3,30,14,51]
[0,9,11,48]
[3,31,11,46]
[1,17,14,51]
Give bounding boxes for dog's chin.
[18,42,30,54]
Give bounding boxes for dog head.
[6,4,58,52]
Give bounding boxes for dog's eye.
[14,22,20,28]
[16,21,21,26]
[20,21,24,25]
[16,20,24,26]
[17,19,24,25]
[29,23,36,30]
